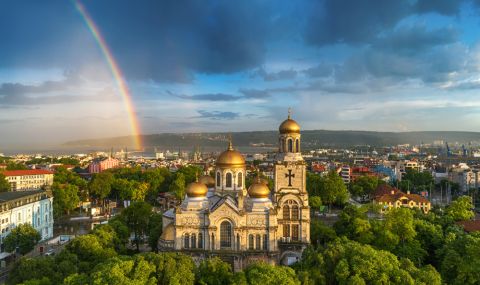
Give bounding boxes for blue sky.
[1,0,480,148]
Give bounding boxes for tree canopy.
[4,224,41,255]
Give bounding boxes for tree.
[90,256,157,285]
[0,173,10,192]
[4,224,41,255]
[169,173,185,200]
[440,232,480,285]
[445,195,474,221]
[132,182,149,202]
[142,252,196,285]
[196,257,235,285]
[89,172,114,204]
[65,234,117,272]
[52,183,79,216]
[308,171,349,210]
[120,201,152,251]
[349,175,380,201]
[334,205,373,244]
[147,213,162,252]
[244,262,300,285]
[309,196,322,214]
[296,237,441,285]
[310,220,337,246]
[7,257,58,285]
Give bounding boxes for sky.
[1,0,480,149]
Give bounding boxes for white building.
[3,170,54,191]
[0,190,54,251]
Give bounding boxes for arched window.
[281,139,285,152]
[283,224,290,238]
[226,173,232,188]
[237,234,240,250]
[292,205,299,220]
[216,172,221,187]
[295,139,300,152]
[256,235,261,250]
[220,221,232,248]
[283,205,290,220]
[249,234,254,250]
[292,225,299,241]
[263,234,268,250]
[237,172,243,188]
[184,234,190,249]
[288,139,293,152]
[198,233,203,249]
[211,233,215,250]
[191,234,196,249]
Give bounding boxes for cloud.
[167,90,241,101]
[303,62,335,78]
[0,72,82,96]
[195,110,240,120]
[239,88,270,99]
[253,67,297,81]
[414,0,462,16]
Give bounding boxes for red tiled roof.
[2,169,53,176]
[374,184,400,198]
[457,220,480,232]
[376,191,430,204]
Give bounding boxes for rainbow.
[73,0,142,149]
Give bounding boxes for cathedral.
[159,112,310,270]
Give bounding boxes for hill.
[62,130,480,151]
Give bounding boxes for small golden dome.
[279,109,300,134]
[199,175,215,187]
[216,140,245,167]
[186,181,208,197]
[248,177,270,198]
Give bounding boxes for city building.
[3,169,54,191]
[374,185,431,213]
[0,190,54,251]
[159,112,310,270]
[87,157,119,173]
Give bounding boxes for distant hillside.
[62,130,480,151]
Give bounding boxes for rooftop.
[2,169,53,176]
[0,190,47,202]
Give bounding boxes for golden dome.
[248,177,271,198]
[279,109,300,134]
[199,175,215,187]
[185,181,208,197]
[216,141,245,167]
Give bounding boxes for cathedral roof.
[248,177,271,199]
[216,140,245,168]
[186,180,208,197]
[279,111,300,134]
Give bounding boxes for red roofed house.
[3,169,54,191]
[374,184,431,213]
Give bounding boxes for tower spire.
[288,107,292,119]
[228,134,233,150]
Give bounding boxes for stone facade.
[159,114,310,270]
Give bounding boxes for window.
[237,172,243,188]
[256,235,261,250]
[216,172,221,187]
[226,173,232,188]
[292,225,299,241]
[211,233,215,250]
[249,234,254,250]
[283,205,290,220]
[283,224,290,238]
[18,213,21,222]
[220,221,232,248]
[296,139,300,152]
[198,233,203,249]
[263,234,268,250]
[288,139,293,152]
[184,234,190,249]
[237,234,240,250]
[191,234,196,249]
[292,205,299,220]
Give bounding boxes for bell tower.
[274,109,310,244]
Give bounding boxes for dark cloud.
[0,73,82,96]
[167,91,240,101]
[0,93,118,106]
[195,110,240,120]
[373,25,458,55]
[305,0,410,46]
[253,67,298,81]
[303,62,335,78]
[239,89,270,99]
[414,0,462,16]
